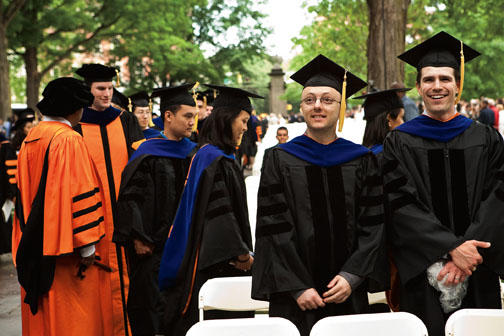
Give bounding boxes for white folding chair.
[198,276,269,321]
[187,317,299,336]
[445,309,504,336]
[310,312,428,336]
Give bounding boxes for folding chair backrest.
[310,312,428,336]
[187,317,300,336]
[445,309,504,336]
[198,276,269,321]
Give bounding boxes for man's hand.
[133,239,154,256]
[296,288,325,311]
[230,254,254,271]
[80,253,95,267]
[449,240,490,275]
[322,275,352,304]
[437,261,466,286]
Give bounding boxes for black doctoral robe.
[0,140,16,254]
[383,118,504,336]
[115,137,196,336]
[252,136,385,336]
[159,145,253,336]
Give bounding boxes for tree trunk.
[24,46,41,109]
[366,0,410,90]
[0,24,11,120]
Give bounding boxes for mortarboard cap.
[112,88,129,111]
[37,77,94,117]
[129,91,150,108]
[204,84,264,113]
[290,54,367,97]
[354,88,410,120]
[75,64,118,83]
[398,31,480,71]
[151,84,196,113]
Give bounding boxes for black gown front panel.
[383,122,504,284]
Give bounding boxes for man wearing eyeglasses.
[252,55,386,336]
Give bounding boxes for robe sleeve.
[43,133,105,256]
[252,149,314,301]
[115,157,156,246]
[341,154,387,286]
[0,142,17,200]
[197,161,251,270]
[382,132,463,283]
[463,126,504,275]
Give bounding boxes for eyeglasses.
[301,97,340,106]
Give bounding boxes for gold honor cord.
[148,98,155,127]
[455,40,465,105]
[128,98,132,113]
[192,82,200,132]
[115,68,120,87]
[337,70,348,133]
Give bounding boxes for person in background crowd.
[391,81,419,122]
[478,99,495,127]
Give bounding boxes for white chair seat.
[199,276,269,321]
[186,317,299,336]
[445,309,504,336]
[310,312,428,336]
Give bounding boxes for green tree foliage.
[289,0,503,100]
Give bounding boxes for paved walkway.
[0,253,21,335]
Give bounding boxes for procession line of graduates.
[8,30,504,336]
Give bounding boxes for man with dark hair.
[262,126,289,168]
[384,31,504,336]
[252,54,385,336]
[478,99,495,127]
[14,78,106,334]
[74,63,144,336]
[115,84,197,336]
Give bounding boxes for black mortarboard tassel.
[354,88,410,120]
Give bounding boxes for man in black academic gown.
[383,31,504,336]
[252,54,386,336]
[114,84,198,336]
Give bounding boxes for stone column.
[268,63,286,116]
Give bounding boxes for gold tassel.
[115,68,120,87]
[148,98,154,127]
[455,40,464,105]
[337,70,347,133]
[191,82,200,132]
[213,89,217,99]
[203,96,207,111]
[128,98,132,113]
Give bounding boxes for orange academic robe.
[15,121,106,335]
[75,107,144,336]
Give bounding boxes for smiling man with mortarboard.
[252,54,387,336]
[382,31,504,336]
